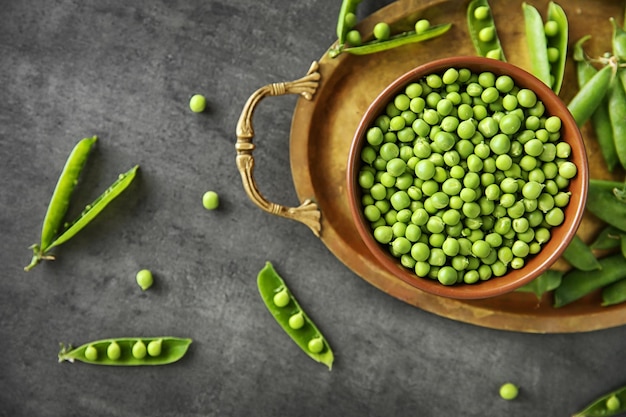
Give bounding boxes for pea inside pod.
[573,384,626,417]
[466,0,506,61]
[58,337,192,366]
[257,262,334,370]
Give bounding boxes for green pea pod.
[561,235,602,271]
[25,136,98,271]
[45,165,140,250]
[522,2,551,88]
[590,225,622,251]
[609,70,626,170]
[567,63,614,127]
[554,253,626,308]
[257,262,334,370]
[466,0,506,61]
[328,23,452,58]
[58,337,192,366]
[574,36,619,172]
[586,179,626,233]
[516,269,563,299]
[573,384,626,416]
[611,17,626,60]
[546,2,568,94]
[602,277,626,306]
[336,0,361,45]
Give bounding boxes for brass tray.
[237,0,626,332]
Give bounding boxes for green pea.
[405,83,423,98]
[472,240,491,258]
[499,382,519,400]
[545,207,564,226]
[374,225,394,244]
[288,312,305,330]
[415,19,431,34]
[499,113,522,135]
[489,134,511,155]
[558,161,577,179]
[84,345,98,361]
[189,94,207,113]
[346,29,362,46]
[132,340,147,359]
[307,337,324,354]
[517,89,537,108]
[373,22,391,40]
[437,266,458,285]
[147,339,163,357]
[366,127,384,145]
[106,341,121,360]
[415,159,436,180]
[273,288,290,307]
[136,269,154,291]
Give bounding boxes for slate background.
[1,0,625,416]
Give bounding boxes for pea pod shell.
[257,262,334,370]
[586,179,626,232]
[567,63,614,127]
[516,269,563,299]
[522,2,551,88]
[40,136,98,252]
[601,277,626,306]
[561,235,601,271]
[573,384,626,416]
[58,337,192,366]
[590,226,622,251]
[546,1,568,94]
[554,254,626,308]
[46,165,139,250]
[336,0,360,45]
[611,17,626,60]
[329,23,452,58]
[466,0,506,61]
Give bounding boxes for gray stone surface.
[1,1,624,416]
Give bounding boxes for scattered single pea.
[189,94,207,113]
[202,190,220,210]
[499,382,519,400]
[415,19,430,34]
[136,269,154,291]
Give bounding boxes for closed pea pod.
[573,384,626,417]
[24,136,97,271]
[554,254,626,308]
[561,235,601,271]
[602,278,626,307]
[610,69,626,169]
[58,337,192,366]
[257,262,334,370]
[574,36,618,171]
[586,179,626,233]
[567,63,614,127]
[466,0,506,60]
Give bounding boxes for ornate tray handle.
[235,61,322,237]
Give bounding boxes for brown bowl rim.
[346,56,589,300]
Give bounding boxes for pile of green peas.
[357,67,577,286]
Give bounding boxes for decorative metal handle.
[235,61,322,237]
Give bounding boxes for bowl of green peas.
[347,56,588,299]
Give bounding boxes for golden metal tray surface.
[239,0,626,333]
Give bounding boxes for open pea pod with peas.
[24,136,139,271]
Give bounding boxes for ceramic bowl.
[346,56,588,300]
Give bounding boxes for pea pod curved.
[561,235,601,272]
[25,136,97,271]
[466,0,506,61]
[257,262,334,370]
[58,337,192,366]
[573,384,626,416]
[329,23,452,58]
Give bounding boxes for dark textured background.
[1,1,625,416]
